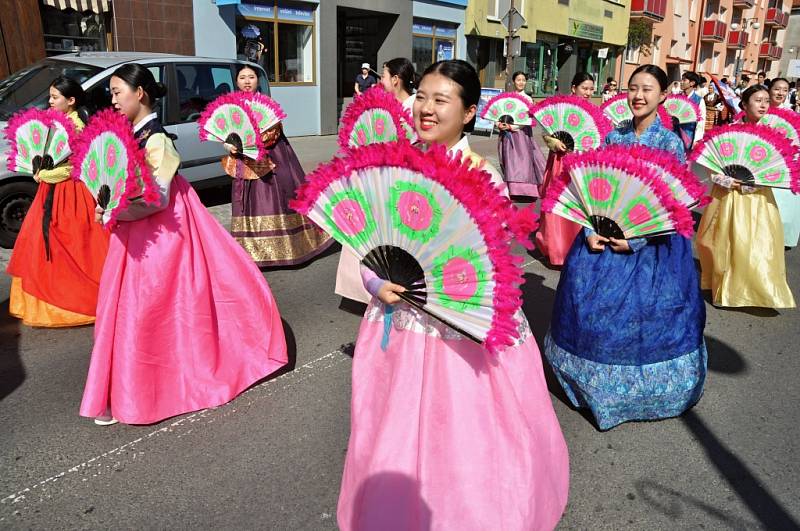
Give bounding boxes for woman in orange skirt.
[6,76,109,326]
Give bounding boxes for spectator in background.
[735,75,750,96]
[679,71,707,150]
[670,80,682,94]
[789,81,797,112]
[602,77,618,102]
[757,71,766,87]
[354,63,377,96]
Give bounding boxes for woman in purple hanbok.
[222,65,331,267]
[496,71,546,198]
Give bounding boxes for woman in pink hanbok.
[80,64,287,426]
[337,59,569,531]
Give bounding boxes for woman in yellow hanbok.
[695,85,795,309]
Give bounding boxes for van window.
[175,64,235,123]
[84,65,165,119]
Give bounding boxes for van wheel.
[0,181,37,249]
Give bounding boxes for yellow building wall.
[533,0,630,46]
[463,0,538,43]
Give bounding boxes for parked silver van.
[0,52,270,248]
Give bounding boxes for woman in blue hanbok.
[543,65,707,431]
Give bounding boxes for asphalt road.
[0,134,798,530]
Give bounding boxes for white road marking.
[0,346,353,514]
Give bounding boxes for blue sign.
[237,3,275,18]
[413,23,434,36]
[435,26,457,38]
[474,87,503,132]
[277,4,314,22]
[436,40,454,61]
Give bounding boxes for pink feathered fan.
[291,142,537,354]
[197,92,265,160]
[529,95,612,152]
[338,85,417,151]
[70,109,160,226]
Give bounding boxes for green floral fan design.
[431,245,488,312]
[203,103,260,159]
[531,98,609,152]
[759,113,800,146]
[44,120,73,167]
[388,180,443,243]
[11,118,50,174]
[80,132,131,215]
[349,109,400,147]
[323,188,377,248]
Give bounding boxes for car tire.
[0,180,37,249]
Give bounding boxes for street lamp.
[730,19,761,82]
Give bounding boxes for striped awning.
[43,0,110,13]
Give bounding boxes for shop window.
[235,1,316,86]
[40,4,110,56]
[175,64,234,122]
[277,23,313,82]
[412,20,457,73]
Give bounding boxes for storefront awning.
[43,0,110,14]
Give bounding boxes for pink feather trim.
[4,107,51,173]
[763,107,800,146]
[663,94,702,123]
[290,141,533,354]
[602,144,710,207]
[547,147,695,238]
[689,121,800,193]
[240,91,287,125]
[480,91,536,125]
[196,91,266,159]
[70,108,159,227]
[337,85,416,151]
[529,94,613,141]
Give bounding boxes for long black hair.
[629,64,669,91]
[384,57,419,94]
[111,63,167,104]
[236,63,260,79]
[420,59,481,132]
[49,76,86,108]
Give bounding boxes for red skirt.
[6,180,109,326]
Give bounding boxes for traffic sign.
[501,7,526,33]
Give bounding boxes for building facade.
[620,0,792,87]
[193,0,468,136]
[0,0,195,79]
[776,0,800,77]
[464,0,630,96]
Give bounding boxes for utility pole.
[504,0,517,91]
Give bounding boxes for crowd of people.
[3,55,797,529]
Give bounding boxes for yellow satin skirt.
[696,185,795,309]
[9,277,95,327]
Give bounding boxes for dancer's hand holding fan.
[197,92,265,160]
[338,85,417,151]
[480,92,534,126]
[290,142,538,354]
[542,147,695,239]
[602,144,709,208]
[600,93,671,128]
[663,94,701,125]
[70,108,161,226]
[689,122,800,193]
[529,95,611,152]
[5,108,78,175]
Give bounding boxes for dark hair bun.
[150,81,167,100]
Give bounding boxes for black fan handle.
[225,133,244,155]
[97,184,111,210]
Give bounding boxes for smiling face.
[743,89,770,122]
[48,86,75,114]
[769,79,789,107]
[236,67,258,93]
[110,76,146,121]
[571,79,595,99]
[627,71,667,121]
[413,72,476,149]
[513,74,526,92]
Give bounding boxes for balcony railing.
[764,8,789,28]
[630,0,667,22]
[759,42,779,59]
[773,46,783,60]
[701,20,727,42]
[732,0,755,7]
[727,30,748,49]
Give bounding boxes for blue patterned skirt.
[544,230,707,430]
